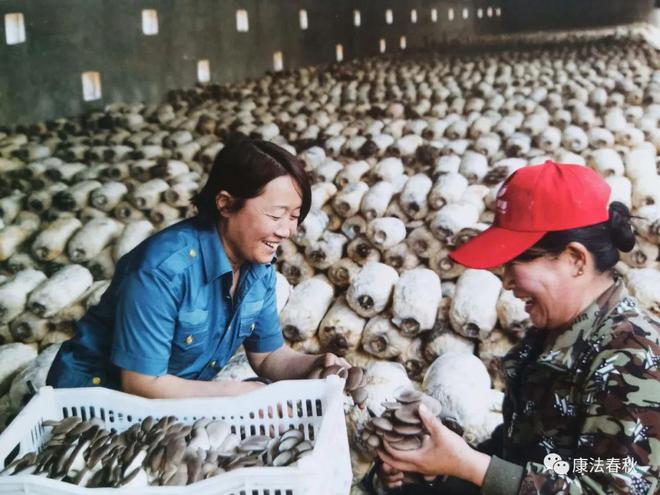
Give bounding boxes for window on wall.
[379,38,386,53]
[299,9,308,30]
[353,9,361,27]
[141,9,158,35]
[410,9,417,23]
[448,8,455,21]
[431,8,438,23]
[336,44,344,62]
[477,8,483,18]
[463,8,469,19]
[487,7,493,17]
[236,10,249,32]
[496,7,502,16]
[81,72,102,101]
[385,9,393,24]
[197,60,210,83]
[273,51,283,71]
[4,13,26,45]
[400,36,407,50]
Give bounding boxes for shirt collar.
[534,278,626,372]
[195,218,234,284]
[195,217,272,285]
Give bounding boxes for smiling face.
[218,175,302,265]
[502,252,581,330]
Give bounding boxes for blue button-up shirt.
[46,217,284,389]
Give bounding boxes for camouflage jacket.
[483,279,660,495]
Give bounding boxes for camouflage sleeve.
[517,321,660,495]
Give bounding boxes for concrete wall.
[500,0,653,33]
[0,0,653,126]
[0,0,505,126]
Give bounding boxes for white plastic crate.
[0,377,351,495]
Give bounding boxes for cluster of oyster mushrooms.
[0,415,314,487]
[0,26,658,491]
[361,388,446,453]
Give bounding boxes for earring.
[577,268,584,276]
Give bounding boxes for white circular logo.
[543,453,562,471]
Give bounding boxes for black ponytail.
[514,201,637,273]
[608,201,636,253]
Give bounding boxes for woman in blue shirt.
[47,139,348,398]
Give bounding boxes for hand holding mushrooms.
[377,403,490,488]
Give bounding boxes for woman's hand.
[378,462,416,489]
[377,404,491,486]
[247,346,353,381]
[378,462,437,489]
[315,352,352,371]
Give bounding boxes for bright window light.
[496,7,502,17]
[141,9,158,35]
[448,8,455,21]
[299,9,308,30]
[273,51,283,72]
[197,60,210,83]
[477,8,483,19]
[410,9,417,23]
[463,8,469,19]
[431,9,438,23]
[379,38,386,53]
[236,10,249,32]
[336,44,344,62]
[353,10,361,27]
[487,7,493,17]
[400,36,407,50]
[385,9,393,24]
[81,72,102,101]
[5,13,26,45]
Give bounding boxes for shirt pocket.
[174,309,209,351]
[238,299,263,338]
[237,315,257,339]
[242,300,264,317]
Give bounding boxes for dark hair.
[192,139,311,224]
[512,201,636,272]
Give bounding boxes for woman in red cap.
[377,161,660,494]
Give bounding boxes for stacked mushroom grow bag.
[0,24,659,491]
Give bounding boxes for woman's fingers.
[379,461,406,489]
[322,353,338,368]
[322,352,352,370]
[418,403,445,437]
[382,439,421,463]
[383,472,405,485]
[381,462,402,476]
[337,357,352,368]
[377,446,418,473]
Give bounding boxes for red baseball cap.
[449,161,611,269]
